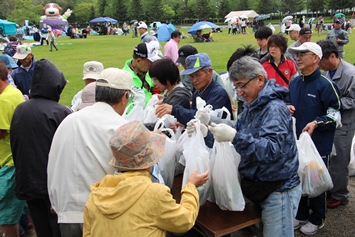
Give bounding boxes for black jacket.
[10,59,72,200]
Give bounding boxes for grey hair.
[229,56,267,82]
[201,66,212,73]
[95,80,127,105]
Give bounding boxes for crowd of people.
[0,18,354,237]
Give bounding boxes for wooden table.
[172,175,262,237]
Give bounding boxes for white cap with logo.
[13,45,31,60]
[287,42,323,59]
[83,61,104,80]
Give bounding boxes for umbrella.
[256,14,270,21]
[308,17,315,24]
[334,13,345,19]
[198,24,212,31]
[224,17,238,23]
[130,20,138,23]
[89,17,117,24]
[282,15,293,23]
[150,21,162,29]
[240,15,248,19]
[188,21,217,35]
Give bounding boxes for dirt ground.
[2,177,354,237]
[232,176,355,237]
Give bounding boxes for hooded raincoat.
[228,80,299,191]
[10,59,71,200]
[83,171,199,237]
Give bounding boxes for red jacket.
[262,56,297,88]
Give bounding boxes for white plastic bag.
[210,142,245,211]
[297,132,333,198]
[123,103,144,122]
[349,135,355,176]
[182,120,211,205]
[156,128,177,188]
[143,95,159,123]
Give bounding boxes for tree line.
[0,0,354,26]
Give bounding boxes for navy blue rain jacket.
[234,80,300,191]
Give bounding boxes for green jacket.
[123,59,154,109]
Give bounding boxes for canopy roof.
[89,17,118,24]
[225,10,259,19]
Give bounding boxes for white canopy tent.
[225,10,259,20]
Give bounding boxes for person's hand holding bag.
[195,110,210,126]
[186,119,208,137]
[208,122,236,142]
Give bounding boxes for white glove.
[186,119,208,138]
[131,86,145,107]
[195,110,211,125]
[208,122,236,142]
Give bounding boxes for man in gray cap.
[156,53,232,129]
[326,19,349,58]
[176,45,226,93]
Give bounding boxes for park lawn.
[29,26,355,106]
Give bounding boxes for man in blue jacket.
[11,45,36,98]
[155,53,232,126]
[286,42,342,235]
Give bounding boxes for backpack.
[3,42,18,57]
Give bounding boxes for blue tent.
[157,24,173,42]
[168,23,176,31]
[0,19,16,35]
[89,17,117,24]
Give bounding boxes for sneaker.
[300,222,324,235]
[327,197,348,208]
[294,219,308,229]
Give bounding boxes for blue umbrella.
[188,21,217,35]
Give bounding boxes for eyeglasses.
[295,52,315,58]
[234,77,256,92]
[189,71,205,80]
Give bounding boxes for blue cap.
[335,19,343,24]
[180,53,212,75]
[0,54,18,69]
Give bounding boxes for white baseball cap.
[137,21,148,29]
[96,68,136,94]
[13,45,31,60]
[133,42,161,62]
[286,24,301,32]
[83,61,104,80]
[287,42,323,59]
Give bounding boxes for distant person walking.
[48,29,58,52]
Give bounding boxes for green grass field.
[28,26,355,106]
